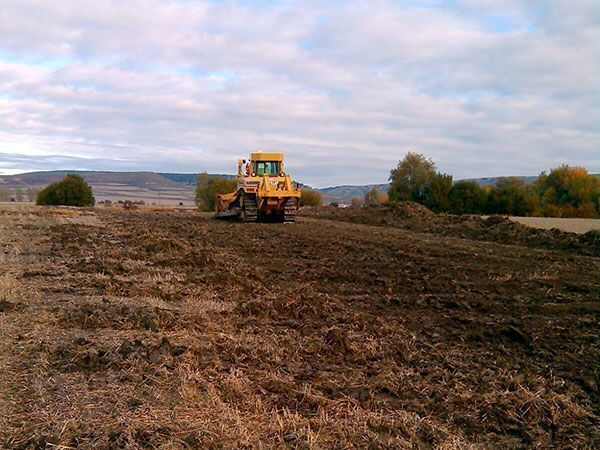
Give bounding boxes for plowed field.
[1,205,598,448]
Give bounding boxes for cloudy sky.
[0,0,598,186]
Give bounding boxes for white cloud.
[0,0,597,186]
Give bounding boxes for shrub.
[486,178,537,216]
[351,196,363,207]
[300,189,323,207]
[425,173,452,212]
[195,173,237,212]
[544,202,597,218]
[448,181,487,214]
[329,202,339,208]
[364,188,388,206]
[36,174,94,207]
[537,165,600,217]
[577,203,598,218]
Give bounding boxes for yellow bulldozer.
[215,152,301,223]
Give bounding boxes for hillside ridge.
[0,170,183,189]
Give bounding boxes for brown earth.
[0,205,598,449]
[301,203,600,257]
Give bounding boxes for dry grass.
[0,205,598,448]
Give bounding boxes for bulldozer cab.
[248,153,284,177]
[255,161,280,176]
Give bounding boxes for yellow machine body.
[215,152,301,222]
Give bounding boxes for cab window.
[255,161,280,176]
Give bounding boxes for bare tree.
[15,188,24,202]
[0,189,10,202]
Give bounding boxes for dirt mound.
[441,214,599,256]
[301,204,600,256]
[581,230,600,254]
[301,202,438,231]
[388,201,436,220]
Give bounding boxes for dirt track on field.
[0,205,598,448]
[509,216,600,234]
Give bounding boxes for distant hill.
[159,173,235,185]
[317,183,390,204]
[0,171,195,205]
[0,169,237,188]
[461,176,539,186]
[0,170,182,189]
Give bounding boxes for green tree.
[486,178,537,216]
[389,152,436,203]
[364,188,388,206]
[36,174,94,207]
[195,173,237,212]
[300,189,323,207]
[448,181,487,214]
[425,173,452,212]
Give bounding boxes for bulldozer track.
[242,193,258,222]
[284,201,297,223]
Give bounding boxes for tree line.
[380,152,600,218]
[0,187,40,203]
